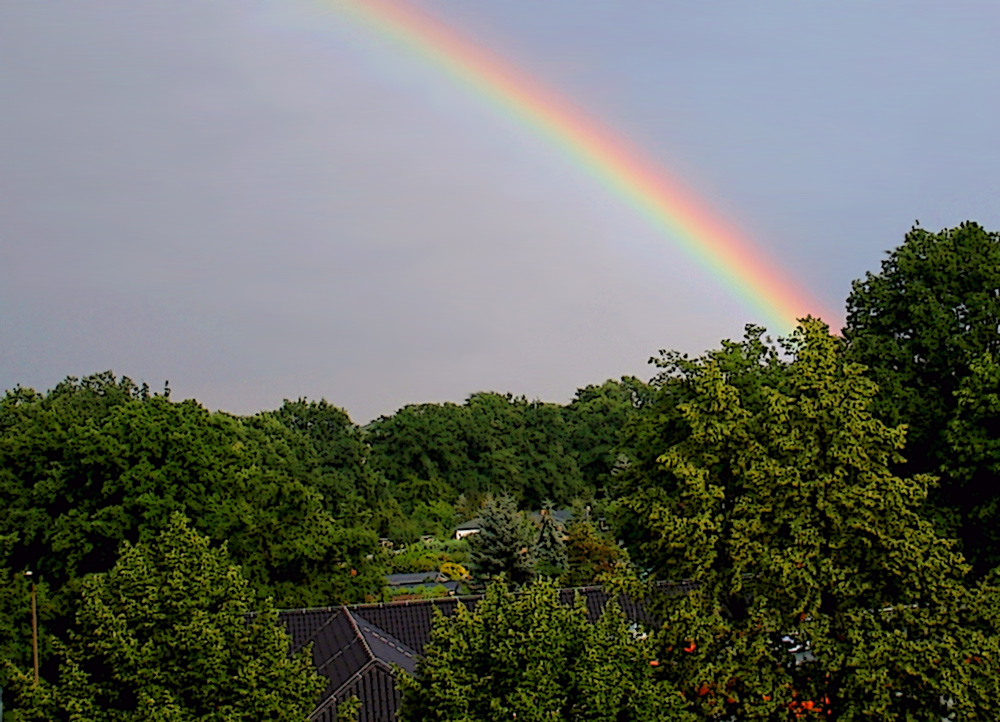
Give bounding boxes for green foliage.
[255,398,385,521]
[9,513,323,722]
[946,352,1000,559]
[610,326,785,564]
[845,222,1000,573]
[622,319,1000,720]
[535,506,568,576]
[468,496,535,586]
[397,580,692,722]
[562,519,626,588]
[565,377,652,495]
[0,373,384,698]
[367,393,586,510]
[387,539,469,574]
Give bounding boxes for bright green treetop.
[10,513,323,722]
[623,319,1000,720]
[397,579,692,722]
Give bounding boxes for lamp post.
[25,571,38,685]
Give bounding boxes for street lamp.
[24,571,38,685]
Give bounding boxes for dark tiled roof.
[352,612,420,675]
[345,597,475,656]
[279,583,681,721]
[281,607,343,655]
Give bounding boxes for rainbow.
[331,0,834,331]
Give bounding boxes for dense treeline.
[0,369,646,709]
[366,382,649,533]
[2,222,1000,720]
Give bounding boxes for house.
[278,584,676,722]
[453,518,481,540]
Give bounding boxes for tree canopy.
[845,222,1000,573]
[0,374,384,699]
[622,319,1000,720]
[397,580,692,722]
[10,513,323,722]
[367,393,586,510]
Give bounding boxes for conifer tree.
[468,496,536,586]
[536,504,568,575]
[624,319,1000,720]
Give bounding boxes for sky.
[2,0,998,422]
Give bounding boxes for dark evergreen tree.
[535,504,567,576]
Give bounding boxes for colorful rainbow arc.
[334,0,834,332]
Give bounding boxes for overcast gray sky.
[2,0,998,421]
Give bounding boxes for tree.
[610,327,786,566]
[367,393,587,513]
[397,580,692,722]
[535,505,568,576]
[259,398,384,520]
[0,373,383,702]
[468,496,536,586]
[10,513,324,721]
[562,519,626,588]
[844,222,1000,573]
[945,352,1000,563]
[565,377,652,495]
[622,319,1000,720]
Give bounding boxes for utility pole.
[25,571,38,685]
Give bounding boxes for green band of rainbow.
[332,0,836,332]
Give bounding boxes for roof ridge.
[343,606,376,661]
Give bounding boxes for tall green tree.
[610,326,786,565]
[535,505,567,576]
[565,377,651,495]
[468,496,536,586]
[9,513,323,722]
[397,580,692,722]
[258,398,384,520]
[844,222,1000,573]
[623,319,1000,720]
